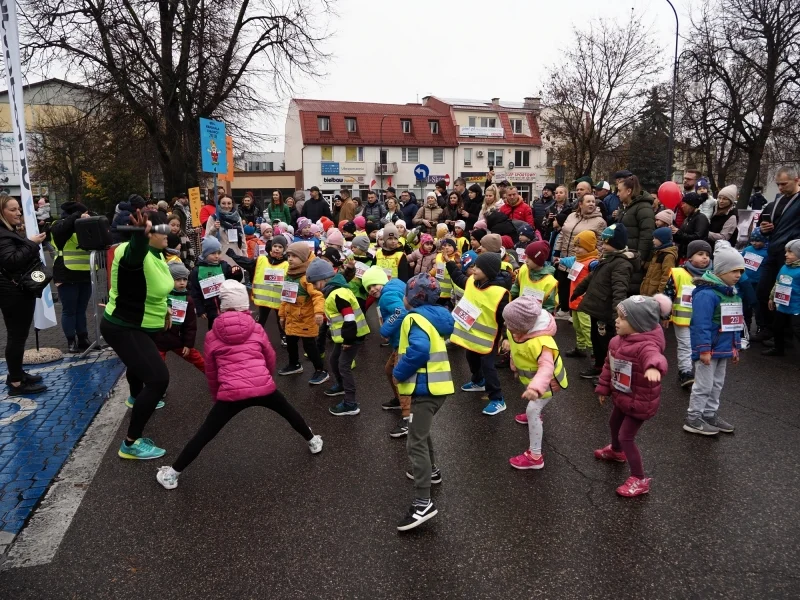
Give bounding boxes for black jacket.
[0,225,42,309]
[485,210,518,242]
[237,203,260,225]
[572,250,637,321]
[463,195,482,231]
[300,198,332,223]
[152,292,198,351]
[50,212,91,284]
[674,210,710,259]
[618,191,656,263]
[401,198,419,224]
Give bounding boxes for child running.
[156,280,322,490]
[594,294,670,497]
[502,296,568,470]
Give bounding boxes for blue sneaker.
[482,399,507,416]
[308,370,330,385]
[324,383,345,397]
[125,396,165,410]
[461,380,486,392]
[118,438,166,460]
[329,402,360,416]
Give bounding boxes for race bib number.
[774,284,792,307]
[609,355,632,393]
[567,261,585,282]
[743,252,763,271]
[281,281,299,304]
[720,303,744,331]
[435,262,445,280]
[354,261,369,278]
[264,269,285,284]
[680,285,695,308]
[305,240,316,250]
[257,244,267,257]
[522,287,545,303]
[516,248,526,263]
[200,274,225,299]
[344,240,352,249]
[227,228,238,243]
[452,298,481,331]
[170,299,188,324]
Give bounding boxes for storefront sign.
[426,174,448,184]
[322,175,366,185]
[321,162,340,175]
[493,170,537,183]
[339,164,366,175]
[459,126,504,138]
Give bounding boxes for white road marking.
[0,398,37,426]
[1,379,128,569]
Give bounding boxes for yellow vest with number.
[376,249,403,279]
[324,287,370,342]
[451,277,508,354]
[397,313,454,396]
[433,253,452,298]
[507,332,568,398]
[252,258,288,309]
[56,233,90,271]
[670,267,694,326]
[517,265,558,301]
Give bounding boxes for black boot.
[67,337,80,353]
[77,334,92,350]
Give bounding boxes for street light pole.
[666,0,679,183]
[379,114,389,192]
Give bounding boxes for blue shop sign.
[321,162,340,175]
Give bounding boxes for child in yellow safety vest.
[375,223,410,282]
[453,220,470,255]
[430,238,459,307]
[664,240,712,388]
[502,296,568,470]
[511,241,558,313]
[306,258,370,416]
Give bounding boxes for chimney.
[524,97,541,111]
[491,97,500,106]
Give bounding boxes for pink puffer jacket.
[204,310,277,401]
[595,326,668,420]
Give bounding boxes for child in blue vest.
[764,239,800,356]
[684,241,745,436]
[739,227,769,338]
[188,236,243,329]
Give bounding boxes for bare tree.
[20,0,330,199]
[541,13,663,179]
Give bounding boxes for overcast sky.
[257,0,694,151]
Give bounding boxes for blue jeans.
[59,282,92,338]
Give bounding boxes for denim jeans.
[58,281,92,338]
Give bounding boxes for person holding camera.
[0,194,48,396]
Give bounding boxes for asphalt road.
[1,309,799,599]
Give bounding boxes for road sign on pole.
[199,118,227,174]
[414,163,430,181]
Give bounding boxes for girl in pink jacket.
[594,294,670,497]
[501,296,569,471]
[156,280,322,490]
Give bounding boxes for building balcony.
[374,162,399,174]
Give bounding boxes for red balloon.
[658,181,682,210]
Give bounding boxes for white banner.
[0,0,57,329]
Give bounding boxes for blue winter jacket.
[393,305,455,396]
[690,271,742,360]
[739,244,768,285]
[378,278,409,349]
[774,261,800,316]
[293,235,320,253]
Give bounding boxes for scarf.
[218,209,244,249]
[288,256,311,277]
[684,262,709,277]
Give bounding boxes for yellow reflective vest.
[507,331,568,398]
[517,265,558,306]
[56,233,90,271]
[252,257,289,309]
[450,277,508,354]
[670,267,694,326]
[397,313,454,396]
[433,253,453,298]
[324,287,370,342]
[376,248,403,279]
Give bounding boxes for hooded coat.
[572,250,637,322]
[392,304,455,396]
[204,310,278,401]
[485,209,519,242]
[640,245,679,296]
[690,271,742,359]
[277,258,325,337]
[556,207,606,258]
[673,210,710,260]
[618,190,656,263]
[377,278,409,349]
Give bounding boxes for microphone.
[116,224,172,235]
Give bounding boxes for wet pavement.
[1,310,799,599]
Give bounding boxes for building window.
[401,119,412,134]
[433,148,444,163]
[464,148,472,166]
[516,184,530,202]
[379,149,388,164]
[318,116,330,132]
[401,147,419,163]
[488,149,503,167]
[510,119,523,134]
[321,146,333,161]
[346,146,364,162]
[514,150,530,167]
[480,117,497,128]
[468,116,476,127]
[246,161,273,171]
[345,117,357,133]
[429,120,439,134]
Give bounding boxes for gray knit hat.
[475,252,502,281]
[785,239,800,257]
[168,262,190,280]
[272,235,289,249]
[713,240,745,275]
[305,258,335,283]
[617,294,672,333]
[687,240,712,259]
[351,236,371,252]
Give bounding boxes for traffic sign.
[414,164,429,181]
[444,174,451,186]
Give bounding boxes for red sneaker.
[509,450,544,470]
[616,476,651,497]
[515,412,528,424]
[593,444,627,463]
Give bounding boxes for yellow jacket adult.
[50,204,92,285]
[252,257,289,309]
[396,312,455,396]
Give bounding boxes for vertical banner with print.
[0,0,57,329]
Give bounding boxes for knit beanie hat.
[323,247,343,268]
[383,223,399,240]
[319,217,334,232]
[696,177,710,190]
[601,223,628,250]
[260,223,272,235]
[473,220,488,231]
[405,273,441,307]
[461,250,478,272]
[420,233,434,247]
[525,241,551,266]
[481,233,503,254]
[286,241,311,262]
[687,239,712,259]
[325,228,344,247]
[682,192,703,209]
[475,252,502,281]
[168,262,190,280]
[653,227,672,246]
[201,235,221,259]
[283,225,295,236]
[617,294,672,333]
[748,228,766,244]
[219,280,250,312]
[338,219,349,230]
[717,184,738,203]
[360,266,388,291]
[500,235,514,249]
[342,221,356,234]
[243,225,256,236]
[785,239,800,257]
[351,236,371,252]
[471,229,487,243]
[713,240,745,275]
[365,221,380,236]
[502,296,542,332]
[272,234,288,249]
[354,216,366,229]
[296,217,312,232]
[310,224,321,235]
[518,224,535,241]
[436,223,449,238]
[305,257,335,282]
[574,230,597,253]
[655,209,675,225]
[454,220,466,231]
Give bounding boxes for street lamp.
[379,114,389,192]
[666,0,679,183]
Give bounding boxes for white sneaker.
[555,310,572,322]
[740,338,750,350]
[308,434,323,454]
[156,466,179,490]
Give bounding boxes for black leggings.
[2,298,35,382]
[172,391,312,472]
[257,306,284,339]
[100,319,169,440]
[773,312,800,352]
[591,316,614,369]
[287,335,323,370]
[555,268,571,312]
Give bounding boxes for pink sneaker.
[515,412,528,424]
[616,476,651,497]
[594,444,626,463]
[509,450,544,470]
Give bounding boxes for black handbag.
[1,259,53,297]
